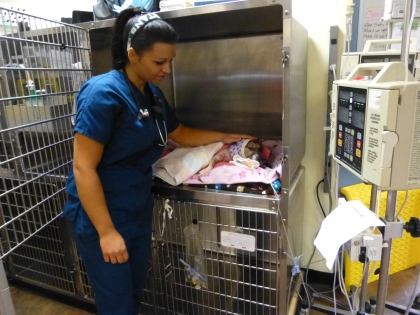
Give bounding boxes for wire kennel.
[0,6,90,309]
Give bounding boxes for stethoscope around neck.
[122,69,168,147]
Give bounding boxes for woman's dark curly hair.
[111,7,179,70]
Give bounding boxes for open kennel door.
[0,6,90,312]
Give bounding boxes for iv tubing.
[401,0,416,68]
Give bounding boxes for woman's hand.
[99,229,129,264]
[221,133,255,144]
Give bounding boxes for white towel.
[153,142,223,186]
[229,154,260,169]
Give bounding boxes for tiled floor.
[7,266,420,314]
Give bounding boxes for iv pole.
[356,185,378,315]
[375,191,398,314]
[311,1,419,314]
[375,1,414,314]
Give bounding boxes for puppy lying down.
[198,139,268,177]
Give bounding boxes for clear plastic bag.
[182,219,208,289]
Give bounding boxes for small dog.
[198,139,262,177]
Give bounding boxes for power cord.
[316,179,327,218]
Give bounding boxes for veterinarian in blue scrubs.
[63,6,251,315]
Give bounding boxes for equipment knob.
[404,217,420,238]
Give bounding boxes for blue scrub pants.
[71,218,152,315]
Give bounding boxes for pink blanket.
[184,162,282,185]
[153,139,282,186]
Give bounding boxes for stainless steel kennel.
[87,0,307,313]
[0,1,307,314]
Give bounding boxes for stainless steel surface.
[358,184,379,313]
[152,182,280,212]
[83,0,291,30]
[370,185,378,212]
[154,198,281,315]
[153,166,305,315]
[401,0,415,67]
[278,165,305,313]
[324,26,339,193]
[358,261,369,313]
[375,190,398,315]
[282,16,308,185]
[88,1,286,76]
[157,0,290,20]
[88,0,307,192]
[172,35,283,138]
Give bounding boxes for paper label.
[221,231,255,252]
[314,200,385,270]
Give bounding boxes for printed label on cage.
[220,231,255,252]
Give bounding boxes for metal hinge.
[282,50,289,68]
[281,154,288,165]
[281,146,288,166]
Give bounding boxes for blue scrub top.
[63,70,179,234]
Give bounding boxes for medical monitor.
[330,62,420,190]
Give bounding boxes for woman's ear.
[127,47,139,64]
